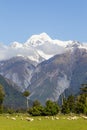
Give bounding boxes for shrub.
[44,100,59,116]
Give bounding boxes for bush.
[7,108,15,114]
[28,106,44,116]
[28,100,59,116]
[28,100,44,116]
[44,100,59,116]
[61,100,70,114]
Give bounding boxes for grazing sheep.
[67,117,72,120]
[67,116,78,120]
[11,117,16,120]
[82,116,87,119]
[55,117,59,120]
[71,116,78,120]
[51,116,54,120]
[45,116,49,119]
[26,117,34,121]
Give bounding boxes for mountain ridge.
[0,33,85,62]
[0,33,87,105]
[28,48,87,104]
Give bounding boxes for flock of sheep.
[5,114,87,122]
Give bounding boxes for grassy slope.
[0,114,87,130]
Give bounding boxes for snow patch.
[37,50,53,59]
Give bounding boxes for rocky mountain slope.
[0,56,35,91]
[28,48,87,104]
[0,33,87,105]
[0,75,26,108]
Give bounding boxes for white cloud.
[0,33,71,62]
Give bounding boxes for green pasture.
[0,114,87,130]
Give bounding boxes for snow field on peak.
[0,33,85,62]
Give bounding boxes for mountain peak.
[39,32,52,40]
[26,32,52,46]
[65,41,83,48]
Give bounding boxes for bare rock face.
[0,74,26,109]
[28,48,87,104]
[1,46,87,105]
[0,56,35,91]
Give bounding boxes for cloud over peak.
[0,33,82,62]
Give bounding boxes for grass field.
[0,114,87,130]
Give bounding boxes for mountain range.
[0,33,87,106]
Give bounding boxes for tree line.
[24,84,87,116]
[1,84,87,115]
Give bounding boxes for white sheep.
[51,116,54,120]
[67,116,78,120]
[55,117,59,120]
[45,116,49,119]
[82,116,87,119]
[11,117,16,120]
[26,117,34,121]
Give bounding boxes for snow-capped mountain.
[0,32,85,63]
[25,33,52,46]
[1,32,87,105]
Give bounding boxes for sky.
[0,0,87,44]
